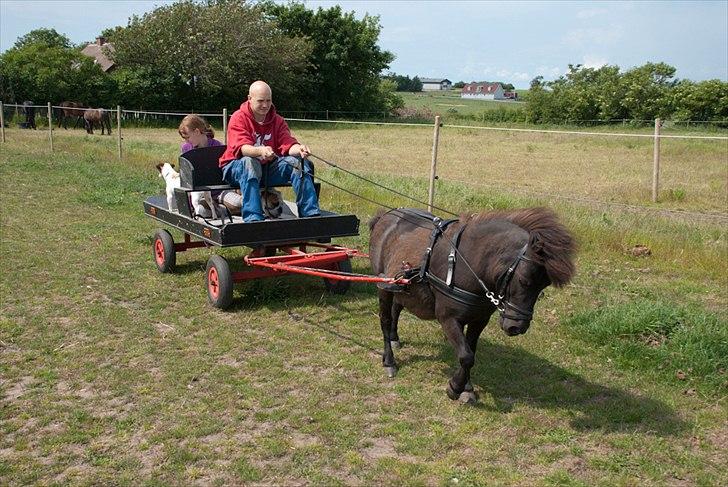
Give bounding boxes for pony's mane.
[465,207,577,287]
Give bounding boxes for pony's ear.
[155,162,164,172]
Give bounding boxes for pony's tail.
[368,209,388,231]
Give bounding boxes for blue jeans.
[221,156,320,222]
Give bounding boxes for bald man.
[218,81,320,222]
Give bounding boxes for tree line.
[525,63,728,124]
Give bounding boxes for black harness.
[393,208,535,321]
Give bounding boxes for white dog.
[156,162,214,216]
[156,162,180,212]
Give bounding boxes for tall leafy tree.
[13,28,72,49]
[262,1,397,114]
[109,0,311,111]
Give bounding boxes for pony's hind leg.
[441,318,478,404]
[390,301,404,349]
[378,290,398,378]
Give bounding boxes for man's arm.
[241,144,275,160]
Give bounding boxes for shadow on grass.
[434,340,688,436]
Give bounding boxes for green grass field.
[1,127,726,485]
[399,91,524,118]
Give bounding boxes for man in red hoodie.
[218,80,321,222]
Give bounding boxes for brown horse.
[83,108,111,135]
[369,207,576,403]
[57,101,86,129]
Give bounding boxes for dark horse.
[369,207,576,403]
[83,108,111,135]
[57,101,86,129]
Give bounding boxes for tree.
[385,73,422,92]
[671,79,728,122]
[262,1,396,114]
[619,62,676,120]
[109,0,311,111]
[453,81,465,89]
[0,32,113,105]
[13,28,72,49]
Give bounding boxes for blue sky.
[1,0,726,88]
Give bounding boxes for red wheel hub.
[154,239,165,265]
[208,267,219,299]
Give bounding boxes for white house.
[461,82,505,100]
[421,78,452,91]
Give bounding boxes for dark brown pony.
[57,101,86,129]
[83,108,111,135]
[369,207,576,403]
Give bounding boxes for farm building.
[81,37,115,72]
[461,82,506,100]
[421,78,452,91]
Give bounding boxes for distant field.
[399,90,524,118]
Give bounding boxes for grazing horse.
[369,207,576,403]
[83,108,111,135]
[57,101,86,129]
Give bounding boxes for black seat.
[178,145,316,191]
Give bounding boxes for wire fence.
[1,101,726,224]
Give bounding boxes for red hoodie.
[218,101,298,167]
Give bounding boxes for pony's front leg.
[441,318,477,404]
[378,290,397,378]
[390,301,404,349]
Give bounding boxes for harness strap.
[428,273,492,310]
[418,217,459,281]
[445,225,467,287]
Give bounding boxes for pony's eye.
[538,291,546,300]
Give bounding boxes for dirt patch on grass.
[361,437,417,464]
[3,376,34,401]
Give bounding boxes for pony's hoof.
[390,340,401,349]
[384,366,397,378]
[458,390,478,405]
[446,383,460,401]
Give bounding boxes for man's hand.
[258,145,276,162]
[291,144,311,159]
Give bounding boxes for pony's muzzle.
[499,316,531,336]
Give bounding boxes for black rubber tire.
[323,258,352,295]
[152,229,176,273]
[205,255,233,309]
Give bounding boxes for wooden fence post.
[222,108,228,145]
[47,102,53,152]
[117,105,122,160]
[428,115,442,213]
[0,102,5,143]
[652,118,661,203]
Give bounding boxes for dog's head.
[156,162,178,181]
[261,188,284,219]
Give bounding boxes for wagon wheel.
[323,257,352,295]
[206,255,233,309]
[152,229,176,273]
